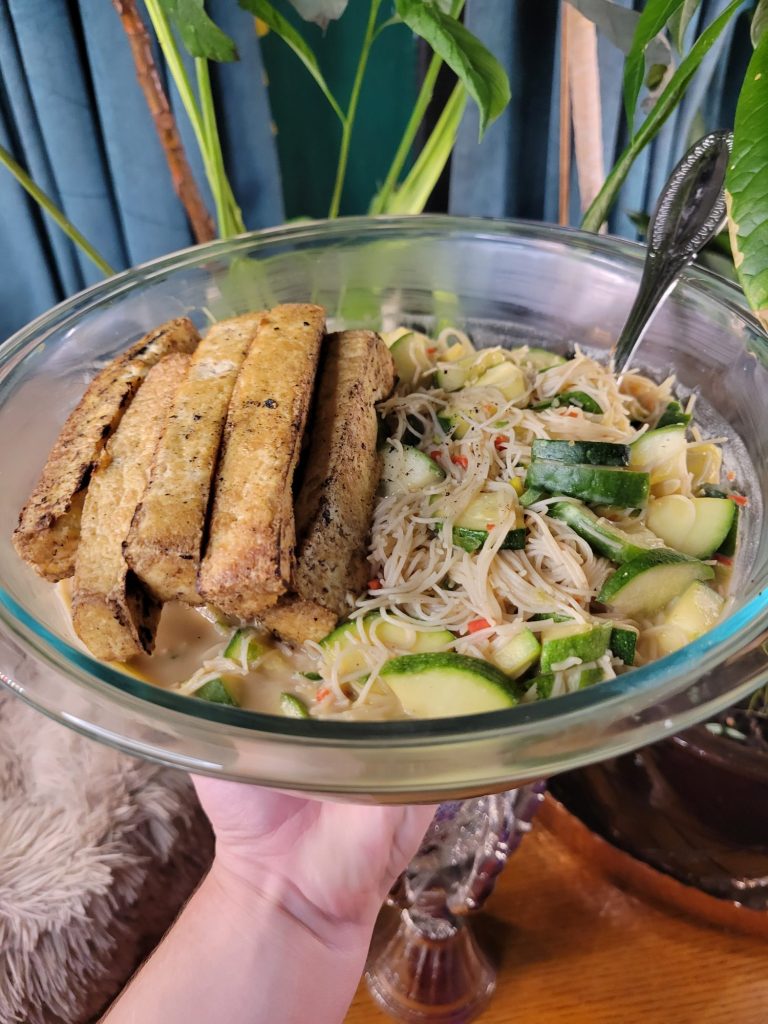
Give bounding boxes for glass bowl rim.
[1,214,767,747]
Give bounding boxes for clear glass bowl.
[1,216,767,801]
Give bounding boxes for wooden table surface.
[345,797,768,1024]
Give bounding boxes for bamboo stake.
[558,2,573,226]
[112,0,215,243]
[567,5,605,218]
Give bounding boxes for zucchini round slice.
[381,652,518,717]
[381,444,446,496]
[548,501,650,562]
[597,549,714,615]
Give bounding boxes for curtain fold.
[0,0,283,341]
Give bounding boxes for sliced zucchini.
[492,628,541,678]
[548,501,651,562]
[526,460,650,508]
[664,581,724,642]
[390,331,433,386]
[515,346,567,371]
[527,672,555,699]
[193,677,240,707]
[373,617,454,653]
[434,359,471,392]
[302,671,323,681]
[319,618,370,677]
[597,550,714,615]
[539,622,611,672]
[381,444,446,496]
[450,490,526,553]
[530,612,573,623]
[698,486,740,556]
[380,652,518,717]
[519,487,546,508]
[609,626,638,665]
[656,400,691,428]
[531,439,629,467]
[453,527,526,553]
[224,628,266,667]
[281,692,310,718]
[687,443,722,488]
[646,495,735,559]
[473,362,527,402]
[533,391,603,415]
[630,425,687,478]
[578,666,604,688]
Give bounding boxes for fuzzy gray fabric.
[0,690,214,1024]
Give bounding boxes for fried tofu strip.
[14,318,200,581]
[198,304,326,619]
[71,354,190,661]
[124,313,261,604]
[263,331,395,643]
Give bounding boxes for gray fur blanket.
[0,690,213,1024]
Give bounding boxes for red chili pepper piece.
[467,618,491,634]
[451,454,468,469]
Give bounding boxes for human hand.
[194,776,436,943]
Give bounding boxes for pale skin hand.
[103,777,435,1024]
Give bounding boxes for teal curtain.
[0,0,283,341]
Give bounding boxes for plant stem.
[195,58,245,237]
[144,0,243,239]
[370,49,443,215]
[0,143,115,277]
[112,0,215,243]
[328,0,382,219]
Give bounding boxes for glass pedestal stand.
[366,783,545,1022]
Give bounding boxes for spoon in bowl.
[611,130,733,374]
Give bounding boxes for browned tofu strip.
[14,318,200,581]
[124,313,261,604]
[198,304,326,619]
[71,354,190,661]
[263,330,395,643]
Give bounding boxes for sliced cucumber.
[646,495,735,559]
[492,628,541,678]
[526,460,650,508]
[597,550,714,615]
[533,391,603,414]
[474,362,527,402]
[381,444,446,496]
[656,401,691,428]
[609,626,638,665]
[578,666,604,688]
[224,628,266,667]
[517,346,567,371]
[280,692,310,718]
[664,581,724,641]
[548,501,651,562]
[539,622,611,672]
[380,652,518,717]
[531,439,629,467]
[630,425,687,474]
[193,677,240,707]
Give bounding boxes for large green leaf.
[583,0,743,232]
[624,0,686,128]
[157,0,237,61]
[752,0,768,45]
[727,28,768,327]
[667,0,702,52]
[240,0,344,122]
[394,0,510,136]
